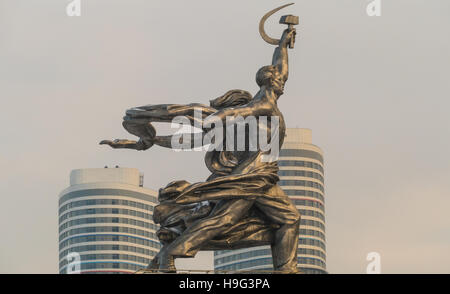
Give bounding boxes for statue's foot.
[158,252,177,273]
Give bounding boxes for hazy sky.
[1,0,449,273]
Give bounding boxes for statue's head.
[256,65,284,96]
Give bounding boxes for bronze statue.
[101,4,300,273]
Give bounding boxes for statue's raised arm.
[272,28,296,83]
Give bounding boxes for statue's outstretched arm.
[100,103,216,151]
[99,139,149,150]
[100,133,208,151]
[100,133,205,150]
[100,130,208,151]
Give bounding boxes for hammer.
[279,15,299,48]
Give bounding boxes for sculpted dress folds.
[102,10,300,273]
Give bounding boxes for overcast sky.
[1,0,449,273]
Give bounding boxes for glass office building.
[58,167,160,274]
[214,128,326,274]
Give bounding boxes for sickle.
[259,3,294,45]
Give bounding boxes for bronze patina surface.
[101,4,300,273]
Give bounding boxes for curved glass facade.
[58,168,160,274]
[214,128,327,274]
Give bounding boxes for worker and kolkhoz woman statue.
[101,4,302,274]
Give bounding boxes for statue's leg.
[270,219,300,273]
[157,198,254,270]
[255,185,301,273]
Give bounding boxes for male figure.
[102,28,300,273]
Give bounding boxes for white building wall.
[58,167,160,274]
